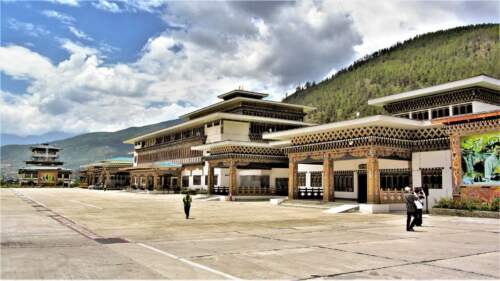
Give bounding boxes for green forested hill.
[0,119,181,177]
[284,24,500,123]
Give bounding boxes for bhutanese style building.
[264,75,499,211]
[18,143,72,187]
[123,89,315,195]
[79,157,133,189]
[124,75,499,211]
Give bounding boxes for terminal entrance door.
[357,172,367,203]
[275,178,288,196]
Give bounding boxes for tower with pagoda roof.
[18,143,72,187]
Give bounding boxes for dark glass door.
[275,178,289,196]
[357,173,367,203]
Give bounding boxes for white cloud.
[339,0,464,59]
[7,18,50,37]
[68,26,93,41]
[41,10,75,25]
[91,0,168,13]
[49,0,79,6]
[0,45,54,80]
[92,0,122,13]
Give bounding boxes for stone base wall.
[431,208,499,219]
[460,186,500,202]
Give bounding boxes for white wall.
[379,159,410,169]
[334,159,366,170]
[222,120,250,142]
[412,150,453,207]
[205,123,222,143]
[473,101,499,113]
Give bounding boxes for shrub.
[434,197,453,208]
[479,202,490,211]
[435,197,499,212]
[491,197,500,212]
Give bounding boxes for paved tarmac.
[1,188,499,279]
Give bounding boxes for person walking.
[404,186,418,231]
[183,193,192,219]
[414,187,426,226]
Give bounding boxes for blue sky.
[1,0,167,94]
[0,0,498,141]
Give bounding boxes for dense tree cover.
[284,24,500,123]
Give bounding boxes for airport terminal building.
[121,75,499,208]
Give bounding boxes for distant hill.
[0,119,181,177]
[1,132,76,146]
[284,24,500,123]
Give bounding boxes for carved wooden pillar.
[207,162,215,194]
[229,160,237,196]
[323,156,334,202]
[367,156,380,204]
[104,169,111,188]
[153,173,159,191]
[450,132,462,198]
[288,156,298,200]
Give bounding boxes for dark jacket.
[405,193,418,213]
[183,195,192,207]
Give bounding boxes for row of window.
[380,172,411,190]
[229,105,304,121]
[421,168,443,190]
[182,175,219,187]
[137,126,204,148]
[296,170,442,191]
[396,103,473,120]
[138,146,202,163]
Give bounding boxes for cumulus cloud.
[1,0,495,137]
[0,42,194,136]
[0,45,54,80]
[161,1,362,86]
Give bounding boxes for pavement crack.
[299,250,500,280]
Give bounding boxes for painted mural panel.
[461,132,500,185]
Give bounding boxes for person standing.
[404,186,418,231]
[183,193,192,219]
[414,187,426,226]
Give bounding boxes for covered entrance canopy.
[192,141,288,196]
[264,115,448,203]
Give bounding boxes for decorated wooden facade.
[124,89,315,194]
[265,75,499,205]
[118,76,499,206]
